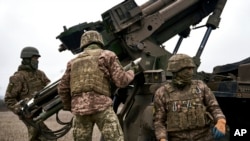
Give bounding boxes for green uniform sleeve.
[4,75,22,112]
[153,86,168,140]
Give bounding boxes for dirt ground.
[0,111,102,141]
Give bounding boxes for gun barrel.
[140,0,155,9]
[141,0,200,22]
[34,103,63,123]
[141,0,173,16]
[159,0,199,22]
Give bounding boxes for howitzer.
[55,0,227,140]
[16,0,229,140]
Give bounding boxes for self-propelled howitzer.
[19,0,229,140]
[56,0,227,140]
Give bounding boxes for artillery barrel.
[141,0,173,16]
[140,0,155,9]
[159,0,199,22]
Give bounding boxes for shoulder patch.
[6,82,14,93]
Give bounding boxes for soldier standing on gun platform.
[153,53,227,141]
[57,30,136,141]
[4,46,56,141]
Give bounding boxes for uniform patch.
[6,83,14,93]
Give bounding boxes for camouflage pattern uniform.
[4,47,55,141]
[58,30,135,141]
[153,54,226,141]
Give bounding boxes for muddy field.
[0,111,101,141]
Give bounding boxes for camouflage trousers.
[73,106,124,141]
[25,122,57,141]
[168,126,214,141]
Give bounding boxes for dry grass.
[0,111,101,141]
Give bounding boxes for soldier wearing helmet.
[5,47,56,141]
[153,53,227,141]
[20,46,41,70]
[58,30,135,141]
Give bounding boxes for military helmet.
[167,54,196,72]
[20,46,41,58]
[80,30,104,49]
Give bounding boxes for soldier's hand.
[13,107,24,120]
[13,98,29,115]
[212,118,226,139]
[14,107,22,115]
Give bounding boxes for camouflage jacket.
[58,45,135,115]
[153,80,226,140]
[4,65,50,113]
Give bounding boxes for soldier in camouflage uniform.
[4,47,56,141]
[153,54,226,141]
[57,30,135,141]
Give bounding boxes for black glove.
[13,107,24,120]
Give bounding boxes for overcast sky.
[1,0,250,98]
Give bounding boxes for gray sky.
[1,0,250,98]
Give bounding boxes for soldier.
[57,30,135,141]
[4,46,56,141]
[153,53,226,141]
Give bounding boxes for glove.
[14,106,22,115]
[13,106,24,120]
[212,118,226,139]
